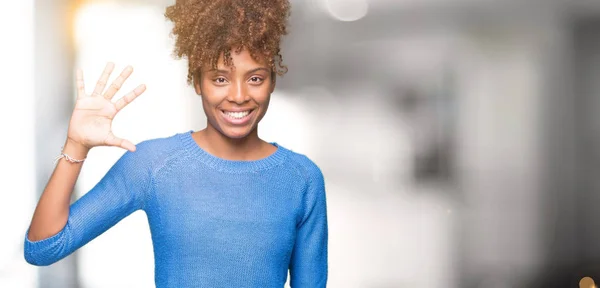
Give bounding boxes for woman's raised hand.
[66,62,146,152]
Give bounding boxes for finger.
[92,62,115,97]
[76,69,86,99]
[105,133,136,152]
[103,65,133,100]
[114,84,146,112]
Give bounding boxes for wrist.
[63,138,90,160]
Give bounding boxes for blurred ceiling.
[73,0,600,91]
[77,0,600,23]
[78,0,600,11]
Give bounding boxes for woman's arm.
[24,142,153,266]
[26,139,90,242]
[24,62,147,265]
[289,161,329,287]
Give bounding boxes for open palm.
[67,62,146,152]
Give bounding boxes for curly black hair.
[165,0,291,85]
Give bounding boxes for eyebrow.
[245,67,271,75]
[206,67,271,75]
[207,69,230,75]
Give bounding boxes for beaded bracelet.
[54,148,86,165]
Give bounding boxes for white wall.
[454,21,551,286]
[72,3,203,287]
[0,1,38,288]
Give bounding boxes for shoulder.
[117,131,188,173]
[278,147,327,215]
[135,132,182,154]
[279,146,325,188]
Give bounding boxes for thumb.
[105,132,136,152]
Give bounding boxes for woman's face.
[194,48,275,139]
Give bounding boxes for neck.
[192,124,268,161]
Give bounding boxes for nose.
[228,81,248,104]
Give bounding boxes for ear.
[269,71,276,93]
[193,72,202,96]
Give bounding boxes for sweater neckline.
[179,130,287,173]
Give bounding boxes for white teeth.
[224,111,250,119]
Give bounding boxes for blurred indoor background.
[2,0,600,287]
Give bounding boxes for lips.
[222,110,251,119]
[220,109,255,125]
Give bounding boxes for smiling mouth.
[221,109,253,119]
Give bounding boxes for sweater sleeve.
[289,163,329,287]
[24,142,153,266]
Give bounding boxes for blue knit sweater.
[24,130,328,287]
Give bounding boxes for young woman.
[24,0,328,287]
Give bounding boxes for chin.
[220,126,254,139]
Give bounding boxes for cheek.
[259,95,271,111]
[250,86,272,104]
[201,98,213,116]
[255,94,271,121]
[200,95,222,122]
[200,87,228,107]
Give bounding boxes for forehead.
[204,48,269,72]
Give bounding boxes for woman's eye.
[249,77,263,83]
[214,77,227,83]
